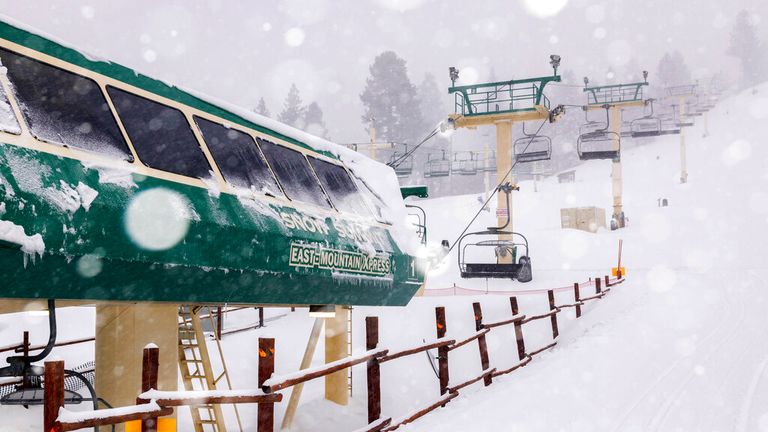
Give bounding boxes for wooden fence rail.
[41,275,626,432]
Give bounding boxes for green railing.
[666,84,698,97]
[449,75,560,117]
[584,82,648,105]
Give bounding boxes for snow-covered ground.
[2,82,768,431]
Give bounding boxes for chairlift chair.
[451,151,478,175]
[577,106,620,160]
[424,151,451,178]
[388,145,414,177]
[513,123,552,163]
[670,104,694,127]
[619,109,633,138]
[457,184,532,282]
[685,100,703,117]
[630,99,663,138]
[405,204,427,245]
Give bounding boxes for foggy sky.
[1,0,765,143]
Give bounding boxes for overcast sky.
[1,0,765,143]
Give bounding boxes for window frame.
[306,155,376,218]
[0,38,391,224]
[192,115,285,198]
[106,84,213,179]
[0,46,134,160]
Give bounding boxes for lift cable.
[386,123,442,169]
[443,117,550,257]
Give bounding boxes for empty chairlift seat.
[457,184,532,283]
[388,148,414,177]
[513,123,552,163]
[424,151,451,177]
[630,99,663,138]
[451,151,478,175]
[577,106,620,160]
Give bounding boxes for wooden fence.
[42,274,625,432]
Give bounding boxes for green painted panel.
[0,144,424,306]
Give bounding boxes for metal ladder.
[346,306,353,396]
[178,306,243,432]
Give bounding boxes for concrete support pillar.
[495,120,514,263]
[610,106,624,228]
[324,306,349,405]
[96,304,178,432]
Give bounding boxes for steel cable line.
[387,124,442,169]
[443,117,551,257]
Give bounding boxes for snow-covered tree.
[417,73,448,131]
[304,102,329,139]
[254,97,270,118]
[656,51,691,88]
[278,84,305,128]
[727,10,765,88]
[360,51,424,144]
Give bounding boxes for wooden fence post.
[509,297,526,361]
[574,283,582,318]
[595,277,602,294]
[472,302,492,386]
[604,275,610,288]
[259,307,265,328]
[435,307,449,396]
[365,317,381,424]
[258,338,275,432]
[44,360,65,432]
[548,290,559,339]
[140,345,160,432]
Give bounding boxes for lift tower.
[582,74,649,229]
[446,56,563,262]
[664,84,699,184]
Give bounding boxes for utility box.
[560,207,606,233]
[558,170,576,183]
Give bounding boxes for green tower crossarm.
[448,75,561,117]
[583,81,649,106]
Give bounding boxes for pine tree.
[254,97,270,117]
[278,84,305,128]
[360,51,424,144]
[656,51,691,88]
[304,102,329,139]
[728,10,764,88]
[417,73,447,130]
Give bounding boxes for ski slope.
[1,83,767,431]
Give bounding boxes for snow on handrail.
[351,417,392,432]
[138,388,282,406]
[379,337,455,363]
[263,348,388,393]
[447,328,491,352]
[55,401,173,431]
[384,392,459,431]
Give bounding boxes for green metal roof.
[0,19,336,159]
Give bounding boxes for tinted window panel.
[194,116,282,197]
[257,138,331,209]
[107,86,210,178]
[0,82,20,134]
[308,157,372,217]
[0,48,131,159]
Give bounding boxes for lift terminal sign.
[289,242,392,276]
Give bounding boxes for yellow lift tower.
[445,56,563,262]
[577,72,649,229]
[664,84,700,184]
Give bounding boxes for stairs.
[178,306,242,432]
